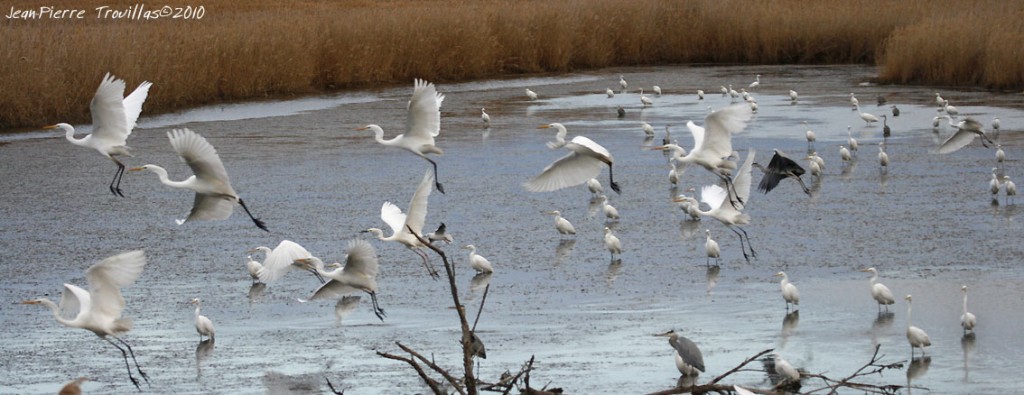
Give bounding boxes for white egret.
[363,170,438,278]
[937,117,994,154]
[878,144,889,172]
[674,189,701,221]
[728,84,740,101]
[130,128,267,231]
[546,210,577,237]
[59,377,90,395]
[934,92,944,107]
[675,149,757,262]
[932,116,941,129]
[789,90,798,102]
[641,122,655,137]
[741,89,752,102]
[653,85,663,96]
[748,74,761,89]
[860,268,895,311]
[855,104,879,126]
[426,222,454,245]
[989,168,1001,199]
[619,75,628,92]
[753,149,810,195]
[677,104,755,205]
[603,226,622,258]
[1004,175,1016,205]
[598,194,620,221]
[357,79,446,193]
[942,100,959,117]
[850,92,859,107]
[774,354,800,382]
[803,121,816,151]
[844,127,859,155]
[524,135,620,193]
[481,108,490,127]
[525,88,538,100]
[992,117,1001,132]
[960,285,977,334]
[996,144,1005,165]
[587,178,604,195]
[462,244,495,274]
[606,88,615,98]
[719,85,728,96]
[46,73,152,197]
[189,298,215,341]
[296,239,386,321]
[808,156,822,178]
[249,240,320,283]
[640,89,653,107]
[697,89,705,100]
[749,101,758,113]
[774,271,800,311]
[733,385,756,395]
[655,330,705,376]
[539,122,569,150]
[705,229,720,266]
[840,145,852,163]
[21,250,149,389]
[905,294,932,357]
[245,255,262,284]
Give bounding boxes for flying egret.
[245,256,262,284]
[546,210,576,237]
[296,239,386,321]
[674,149,757,262]
[705,229,720,266]
[481,108,490,127]
[357,79,446,194]
[655,330,705,376]
[619,75,628,92]
[598,194,620,221]
[525,88,538,100]
[539,123,568,149]
[840,145,852,163]
[789,90,798,102]
[860,268,895,311]
[606,88,615,98]
[462,244,495,274]
[697,89,705,100]
[774,271,800,311]
[847,126,859,154]
[524,135,620,194]
[753,149,810,196]
[130,128,267,231]
[855,104,879,126]
[603,227,622,259]
[960,285,977,335]
[878,144,889,173]
[640,89,653,107]
[891,105,900,117]
[189,298,215,341]
[46,73,152,197]
[363,170,438,278]
[653,85,663,96]
[21,250,149,389]
[587,178,604,195]
[59,377,90,395]
[937,117,994,154]
[774,354,800,382]
[849,93,859,107]
[905,294,932,358]
[1003,175,1016,205]
[426,222,454,245]
[250,240,321,283]
[748,74,760,89]
[641,122,656,137]
[677,104,755,205]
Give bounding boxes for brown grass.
[1,0,1022,129]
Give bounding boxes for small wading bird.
[881,114,892,142]
[426,222,454,245]
[619,75,628,92]
[245,256,262,284]
[296,239,386,321]
[960,285,977,335]
[363,170,439,278]
[753,149,811,196]
[480,108,490,127]
[697,89,705,100]
[525,88,538,101]
[47,73,152,197]
[21,250,150,389]
[655,329,705,376]
[357,79,447,194]
[539,123,568,149]
[774,271,800,311]
[860,268,895,311]
[598,194,620,221]
[462,244,495,274]
[847,125,859,154]
[748,74,760,89]
[878,144,890,173]
[653,85,663,96]
[674,149,758,262]
[905,294,932,358]
[250,240,322,283]
[189,298,215,341]
[606,88,615,98]
[524,135,620,194]
[936,117,994,154]
[774,354,800,383]
[677,104,756,206]
[640,89,653,107]
[130,128,268,231]
[546,210,576,237]
[1003,175,1017,205]
[789,90,798,102]
[855,104,879,126]
[604,226,622,259]
[705,229,720,266]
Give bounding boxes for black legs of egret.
[425,157,445,194]
[793,174,812,196]
[413,247,440,279]
[368,291,386,321]
[727,225,756,263]
[301,265,326,284]
[608,164,621,194]
[110,159,127,197]
[105,336,149,390]
[237,198,269,232]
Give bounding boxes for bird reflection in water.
[779,310,799,349]
[195,338,215,379]
[678,220,701,241]
[606,260,623,286]
[705,265,720,296]
[247,283,267,305]
[962,333,976,382]
[554,239,576,266]
[466,273,493,301]
[334,296,362,326]
[870,311,895,347]
[906,356,931,394]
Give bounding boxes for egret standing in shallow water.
[860,268,895,311]
[655,330,705,376]
[189,298,215,341]
[603,226,622,259]
[21,250,149,389]
[774,271,800,311]
[598,195,620,221]
[1003,175,1016,205]
[462,244,495,274]
[675,149,758,262]
[480,108,490,128]
[640,89,653,107]
[704,230,720,266]
[47,73,152,197]
[960,285,977,335]
[847,125,859,154]
[878,144,890,173]
[130,128,268,231]
[619,75,628,92]
[245,256,262,284]
[546,210,576,237]
[296,239,386,321]
[789,90,798,102]
[524,135,620,194]
[363,170,439,278]
[855,104,879,126]
[905,294,932,358]
[525,88,538,101]
[774,353,800,383]
[357,79,447,193]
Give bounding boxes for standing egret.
[525,88,538,100]
[677,104,756,205]
[937,117,994,154]
[808,156,822,178]
[674,149,757,262]
[882,114,892,142]
[728,84,740,101]
[934,93,944,107]
[705,230,720,266]
[641,122,656,137]
[789,90,798,102]
[1003,175,1016,205]
[905,294,932,358]
[850,93,859,107]
[803,121,816,151]
[878,144,890,173]
[250,240,321,283]
[524,135,620,194]
[130,128,267,231]
[753,149,811,196]
[996,144,1005,167]
[697,89,705,100]
[46,73,152,197]
[189,298,215,341]
[655,330,705,376]
[357,79,446,193]
[598,194,620,221]
[942,100,959,117]
[603,227,622,259]
[245,255,262,284]
[539,123,569,149]
[296,239,386,321]
[587,178,604,195]
[992,117,1001,141]
[774,271,800,311]
[653,85,663,96]
[619,75,628,92]
[546,210,577,237]
[363,170,438,278]
[748,74,761,90]
[640,89,653,107]
[847,126,859,154]
[840,145,852,164]
[891,105,900,117]
[480,108,490,127]
[462,244,495,274]
[860,268,895,311]
[674,189,701,221]
[960,285,977,335]
[855,104,879,126]
[774,354,800,383]
[989,168,1001,200]
[719,85,728,96]
[606,88,615,98]
[426,222,454,245]
[21,251,149,389]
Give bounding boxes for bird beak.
[20,300,40,305]
[128,167,145,172]
[649,145,667,151]
[43,124,58,130]
[671,196,687,203]
[537,125,550,129]
[246,248,259,253]
[359,229,371,233]
[354,126,368,131]
[654,330,673,337]
[858,268,870,272]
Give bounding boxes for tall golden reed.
[1,0,1021,129]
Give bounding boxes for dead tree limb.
[377,350,444,394]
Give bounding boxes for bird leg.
[792,174,812,196]
[413,247,440,279]
[105,337,142,390]
[302,265,326,284]
[425,157,445,194]
[717,172,744,208]
[110,159,127,197]
[368,291,386,321]
[112,336,150,384]
[738,225,756,258]
[727,226,751,263]
[608,164,621,194]
[237,198,269,232]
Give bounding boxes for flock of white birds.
[20,70,1007,392]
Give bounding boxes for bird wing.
[701,104,754,160]
[732,149,756,207]
[404,170,435,237]
[307,279,359,301]
[258,240,312,282]
[84,250,146,321]
[700,184,729,212]
[670,336,705,372]
[569,136,613,162]
[685,121,705,153]
[343,239,379,279]
[122,81,152,132]
[405,79,444,139]
[757,170,784,194]
[167,128,234,190]
[523,151,604,192]
[60,283,92,321]
[89,73,131,145]
[733,386,757,395]
[186,193,235,222]
[380,201,407,236]
[936,129,977,154]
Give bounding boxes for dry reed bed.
[2,0,1022,129]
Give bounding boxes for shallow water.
[2,65,1024,394]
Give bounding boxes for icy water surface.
[2,65,1024,394]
